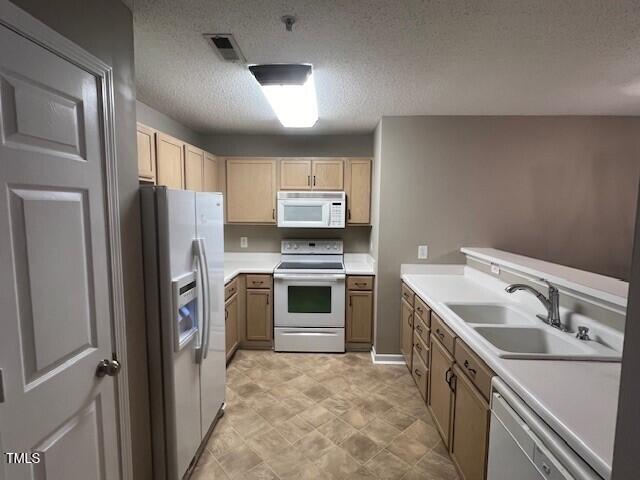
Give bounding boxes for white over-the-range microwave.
[277,191,346,228]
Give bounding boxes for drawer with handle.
[413,332,429,366]
[224,278,238,300]
[411,349,428,400]
[401,283,415,307]
[347,276,374,290]
[432,313,456,355]
[246,274,272,289]
[454,339,493,400]
[413,315,430,346]
[414,296,430,325]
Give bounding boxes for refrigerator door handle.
[198,238,212,360]
[193,238,209,363]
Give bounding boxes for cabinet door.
[428,335,455,447]
[347,290,373,343]
[184,144,204,192]
[450,365,490,480]
[280,159,312,190]
[226,158,277,223]
[203,152,218,192]
[400,298,414,368]
[345,158,371,224]
[311,159,344,190]
[156,132,184,189]
[225,293,239,360]
[136,123,156,182]
[246,289,272,341]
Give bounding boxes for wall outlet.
[418,245,428,259]
[491,263,500,275]
[240,237,248,248]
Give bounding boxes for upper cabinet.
[345,158,372,224]
[279,158,345,191]
[203,152,219,192]
[311,159,344,190]
[137,123,156,183]
[226,158,277,223]
[184,144,205,192]
[155,132,185,189]
[280,159,312,190]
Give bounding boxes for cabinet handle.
[416,324,423,334]
[416,342,422,351]
[414,368,422,377]
[253,281,264,285]
[313,175,316,186]
[266,294,270,305]
[225,309,228,320]
[272,208,275,220]
[436,328,445,340]
[463,359,477,376]
[445,368,452,385]
[348,209,351,220]
[355,282,367,286]
[408,314,413,327]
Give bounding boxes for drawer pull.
[464,359,477,376]
[416,342,422,351]
[436,328,445,339]
[416,324,423,334]
[253,281,264,285]
[414,369,422,377]
[416,306,423,313]
[355,282,367,286]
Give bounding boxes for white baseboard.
[370,346,405,365]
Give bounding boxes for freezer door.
[160,188,203,479]
[195,192,226,437]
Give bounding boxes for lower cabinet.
[400,297,414,369]
[225,293,239,362]
[428,335,455,447]
[346,276,374,349]
[450,364,490,480]
[246,288,272,341]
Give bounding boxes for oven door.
[277,198,330,228]
[274,273,345,327]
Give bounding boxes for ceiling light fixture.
[248,64,318,128]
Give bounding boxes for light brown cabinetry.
[156,132,185,189]
[226,158,277,223]
[428,335,455,447]
[412,348,429,401]
[345,158,372,224]
[137,123,156,182]
[450,364,490,480]
[245,288,272,342]
[347,291,373,344]
[311,159,344,190]
[280,159,313,190]
[225,292,239,362]
[184,144,205,192]
[400,296,414,369]
[203,152,219,192]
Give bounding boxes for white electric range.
[273,239,346,352]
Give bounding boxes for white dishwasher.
[487,378,603,480]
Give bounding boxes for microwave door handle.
[199,238,212,360]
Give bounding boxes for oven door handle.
[273,273,345,281]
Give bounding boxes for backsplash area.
[224,225,372,252]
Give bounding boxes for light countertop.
[402,266,620,479]
[223,252,375,284]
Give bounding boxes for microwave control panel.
[329,202,345,227]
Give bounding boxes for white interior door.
[0,24,121,479]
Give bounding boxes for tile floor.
[192,350,459,480]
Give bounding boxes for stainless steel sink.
[445,303,622,361]
[447,304,535,326]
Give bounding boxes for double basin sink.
[445,304,621,361]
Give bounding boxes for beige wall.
[225,225,372,253]
[137,100,208,149]
[374,116,640,354]
[10,0,152,477]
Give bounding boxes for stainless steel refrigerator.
[140,186,225,480]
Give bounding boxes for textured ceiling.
[132,0,640,134]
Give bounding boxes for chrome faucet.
[505,280,564,330]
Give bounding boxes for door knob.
[96,359,121,378]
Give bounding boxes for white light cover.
[260,74,318,128]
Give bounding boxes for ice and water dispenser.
[171,271,199,350]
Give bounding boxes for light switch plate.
[240,237,248,248]
[418,245,428,259]
[491,263,500,275]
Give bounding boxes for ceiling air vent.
[203,34,246,63]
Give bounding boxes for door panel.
[225,294,239,360]
[226,158,276,223]
[346,291,373,343]
[203,152,218,192]
[185,144,204,192]
[346,158,371,224]
[312,159,343,190]
[280,159,312,190]
[246,289,272,341]
[400,298,413,368]
[428,336,455,447]
[137,123,156,181]
[156,133,184,189]
[0,24,120,479]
